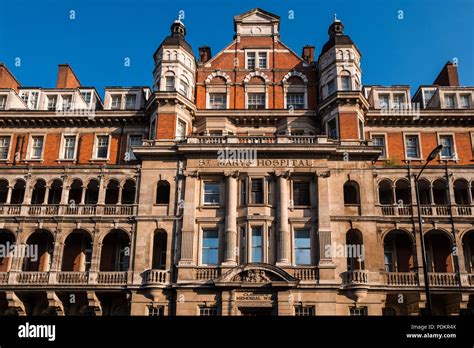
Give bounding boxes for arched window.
[85,180,99,204]
[339,70,351,91]
[100,230,130,271]
[0,179,9,204]
[105,180,120,205]
[164,72,175,92]
[48,179,63,204]
[424,230,453,273]
[31,179,47,204]
[121,179,136,204]
[346,229,364,270]
[378,180,393,204]
[179,76,190,98]
[417,179,431,204]
[245,75,267,110]
[62,230,92,272]
[285,75,306,110]
[68,179,83,204]
[383,230,415,272]
[10,179,25,204]
[206,75,228,110]
[156,180,170,204]
[343,180,360,205]
[454,179,470,205]
[433,179,448,205]
[152,230,167,269]
[0,229,15,272]
[395,179,411,205]
[23,230,54,272]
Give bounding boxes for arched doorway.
[100,230,130,271]
[62,230,92,272]
[23,230,54,272]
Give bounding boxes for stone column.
[223,171,238,266]
[316,170,336,282]
[6,185,12,204]
[43,186,50,205]
[117,185,123,205]
[179,171,198,266]
[276,171,290,266]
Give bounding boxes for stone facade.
[0,8,473,316]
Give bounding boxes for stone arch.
[282,71,308,84]
[243,71,269,84]
[205,71,231,84]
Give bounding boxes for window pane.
[209,93,226,109]
[294,230,311,265]
[327,80,336,95]
[293,181,310,206]
[63,136,76,159]
[247,52,256,69]
[258,52,267,68]
[251,227,262,262]
[327,119,337,139]
[440,136,454,157]
[248,93,265,110]
[204,182,220,205]
[372,136,386,158]
[251,179,264,204]
[341,76,351,91]
[165,77,175,91]
[202,229,218,265]
[287,93,304,109]
[125,95,136,109]
[0,136,10,160]
[31,136,44,159]
[96,136,109,158]
[405,136,419,158]
[379,95,389,109]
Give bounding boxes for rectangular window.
[349,307,368,316]
[384,250,394,272]
[286,93,305,109]
[439,135,455,158]
[258,52,267,69]
[127,135,142,160]
[150,118,156,140]
[372,135,386,158]
[148,306,164,316]
[209,93,226,109]
[47,95,57,110]
[165,77,175,91]
[176,119,186,140]
[96,135,109,159]
[111,95,122,109]
[202,229,218,265]
[293,181,310,206]
[20,91,29,104]
[180,79,189,97]
[327,79,336,95]
[393,94,405,108]
[81,91,92,105]
[327,118,337,139]
[247,52,256,69]
[378,94,389,109]
[125,94,137,110]
[199,306,218,316]
[62,95,72,111]
[341,76,351,91]
[295,306,315,316]
[29,92,39,109]
[0,136,10,160]
[30,136,44,159]
[240,226,246,264]
[267,178,272,205]
[294,229,311,265]
[248,93,265,110]
[358,119,364,140]
[240,180,247,206]
[251,227,263,263]
[423,90,434,107]
[62,136,76,160]
[251,178,264,204]
[204,182,220,205]
[0,95,6,110]
[445,95,455,108]
[405,135,420,159]
[460,95,470,109]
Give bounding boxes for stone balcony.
[0,204,138,217]
[141,269,170,287]
[378,204,474,217]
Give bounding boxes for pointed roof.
[234,8,280,33]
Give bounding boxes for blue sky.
[0,0,473,96]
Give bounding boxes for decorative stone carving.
[232,270,271,283]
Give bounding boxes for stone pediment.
[215,263,297,286]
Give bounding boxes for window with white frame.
[30,136,44,159]
[378,94,389,109]
[372,135,387,158]
[176,119,186,140]
[460,94,471,109]
[165,76,175,91]
[294,229,311,265]
[393,94,405,108]
[286,93,305,109]
[20,91,29,104]
[62,95,72,111]
[203,181,220,205]
[29,92,39,109]
[295,306,315,316]
[125,94,137,110]
[81,91,92,106]
[439,135,455,158]
[250,178,264,204]
[127,135,142,160]
[148,306,164,316]
[0,95,6,110]
[95,135,109,159]
[246,52,256,69]
[0,136,10,160]
[349,307,367,316]
[47,95,58,111]
[258,52,267,69]
[180,79,189,98]
[405,135,420,159]
[62,135,76,160]
[110,95,122,110]
[327,79,336,95]
[327,118,338,139]
[340,76,351,91]
[209,93,226,109]
[251,227,263,262]
[247,93,265,110]
[201,229,219,265]
[423,90,435,107]
[199,306,218,316]
[445,94,455,108]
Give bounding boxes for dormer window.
[379,94,389,109]
[62,95,72,111]
[47,95,58,111]
[81,91,92,106]
[125,94,137,110]
[246,51,268,69]
[423,90,435,107]
[0,95,6,110]
[460,95,471,109]
[393,94,405,108]
[445,94,455,108]
[111,95,122,110]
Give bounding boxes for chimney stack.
[198,46,212,64]
[0,63,21,91]
[56,64,81,88]
[433,61,459,87]
[302,45,315,64]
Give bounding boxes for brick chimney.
[198,46,212,64]
[56,64,81,88]
[433,61,459,86]
[302,45,315,64]
[0,63,21,91]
